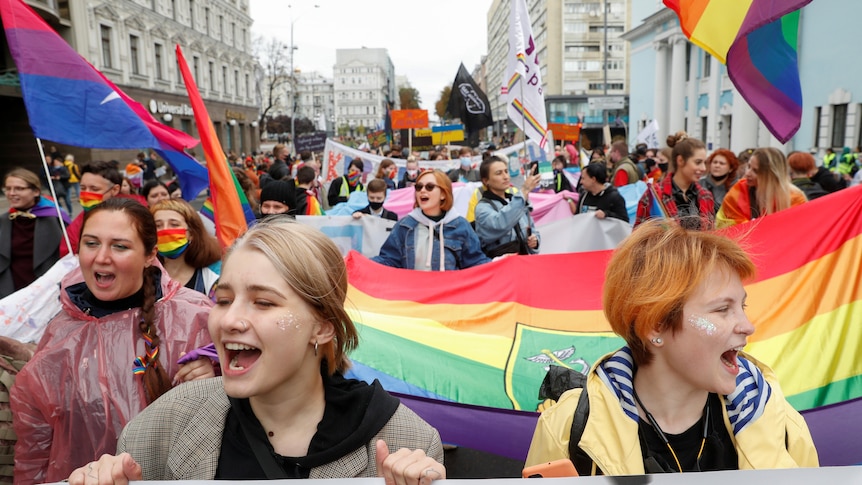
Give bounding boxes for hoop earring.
[314,340,318,357]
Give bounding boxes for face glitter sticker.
[688,314,717,336]
[276,311,301,331]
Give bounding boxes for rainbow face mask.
[79,191,104,212]
[156,228,189,259]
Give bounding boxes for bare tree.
[253,35,290,128]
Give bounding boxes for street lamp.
[288,4,319,156]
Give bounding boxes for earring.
[314,340,318,357]
[650,337,663,345]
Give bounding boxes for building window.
[234,70,239,96]
[154,43,164,80]
[701,116,707,142]
[565,44,600,53]
[209,61,215,91]
[219,15,224,40]
[685,43,692,82]
[171,0,176,20]
[205,7,210,35]
[193,56,200,84]
[100,25,112,69]
[231,23,235,46]
[245,73,250,98]
[832,104,848,148]
[703,53,712,77]
[129,35,140,74]
[189,0,195,27]
[222,65,227,93]
[241,28,246,49]
[813,106,821,147]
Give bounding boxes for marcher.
[635,132,715,231]
[353,179,398,221]
[151,199,222,297]
[259,180,296,218]
[374,170,489,271]
[12,198,214,484]
[474,156,541,256]
[327,159,365,207]
[525,220,819,475]
[699,149,739,211]
[67,219,445,483]
[716,148,807,228]
[577,163,629,222]
[0,168,70,298]
[61,161,123,257]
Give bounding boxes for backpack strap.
[537,366,598,476]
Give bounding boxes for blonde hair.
[225,219,357,373]
[751,148,801,215]
[603,219,756,366]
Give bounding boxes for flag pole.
[35,138,73,254]
[518,77,528,163]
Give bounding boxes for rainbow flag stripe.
[663,0,812,143]
[304,194,324,216]
[156,228,188,258]
[176,46,254,248]
[78,192,102,211]
[511,99,547,139]
[346,185,862,463]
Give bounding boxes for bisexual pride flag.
[346,185,862,464]
[0,0,208,200]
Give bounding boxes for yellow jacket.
[525,349,819,475]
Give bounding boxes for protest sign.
[295,131,327,152]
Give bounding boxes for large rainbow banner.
[346,185,862,465]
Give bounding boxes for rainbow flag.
[176,46,254,248]
[663,0,812,143]
[346,185,862,464]
[303,192,325,216]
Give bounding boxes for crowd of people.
[0,130,847,483]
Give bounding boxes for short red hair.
[603,220,756,366]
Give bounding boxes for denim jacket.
[473,191,540,254]
[373,209,490,271]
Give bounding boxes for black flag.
[445,63,494,135]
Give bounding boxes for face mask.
[79,191,105,212]
[553,168,562,175]
[369,201,384,211]
[156,228,190,259]
[460,157,472,168]
[407,169,419,177]
[347,171,362,187]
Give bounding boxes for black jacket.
[358,205,398,221]
[578,184,629,222]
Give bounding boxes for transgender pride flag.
[0,0,209,200]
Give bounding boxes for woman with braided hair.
[11,198,214,485]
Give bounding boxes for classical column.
[653,40,669,145]
[668,35,687,135]
[731,92,759,152]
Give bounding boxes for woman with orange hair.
[700,149,739,211]
[373,170,489,271]
[525,220,818,475]
[716,148,807,228]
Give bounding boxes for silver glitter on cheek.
[687,314,717,336]
[276,311,302,331]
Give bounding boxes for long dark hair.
[81,198,171,403]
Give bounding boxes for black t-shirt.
[578,185,629,222]
[638,393,738,472]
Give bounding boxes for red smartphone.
[522,459,579,478]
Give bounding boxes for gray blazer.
[118,377,444,480]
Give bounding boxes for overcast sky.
[250,0,495,115]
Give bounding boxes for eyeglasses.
[414,183,438,192]
[3,186,33,193]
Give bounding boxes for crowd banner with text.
[547,123,581,143]
[390,109,429,130]
[294,131,327,152]
[295,215,396,258]
[636,119,660,149]
[323,139,457,183]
